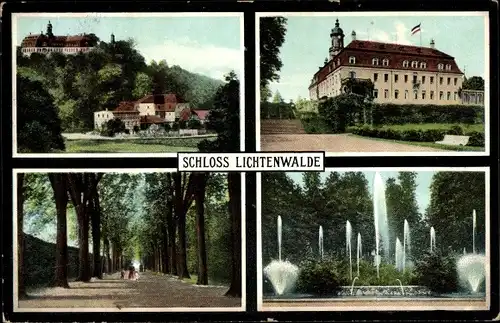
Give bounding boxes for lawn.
[65,137,214,153]
[378,123,484,133]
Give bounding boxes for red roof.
[193,110,210,120]
[178,108,192,122]
[310,40,463,88]
[113,101,138,113]
[136,94,186,105]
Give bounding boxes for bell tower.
[329,19,345,60]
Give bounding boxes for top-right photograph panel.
[257,12,490,156]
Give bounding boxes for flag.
[411,23,421,35]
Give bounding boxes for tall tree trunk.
[17,173,26,298]
[174,172,190,279]
[104,238,111,274]
[49,174,70,288]
[195,173,208,285]
[162,229,169,274]
[166,173,177,275]
[91,190,102,279]
[76,204,91,282]
[225,172,241,297]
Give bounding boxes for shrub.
[101,118,126,137]
[171,122,179,131]
[179,120,187,130]
[300,114,332,134]
[449,125,464,135]
[296,256,349,295]
[187,117,202,130]
[163,123,171,132]
[413,250,459,294]
[353,260,417,286]
[133,125,140,134]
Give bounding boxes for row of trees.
[261,171,486,267]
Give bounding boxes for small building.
[93,109,115,130]
[192,110,210,124]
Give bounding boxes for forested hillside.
[17,37,224,132]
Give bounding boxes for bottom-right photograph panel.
[257,167,490,312]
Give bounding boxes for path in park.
[19,271,240,309]
[260,134,447,152]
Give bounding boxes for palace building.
[308,19,483,106]
[94,94,209,131]
[20,21,99,56]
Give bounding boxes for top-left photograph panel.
[12,12,244,158]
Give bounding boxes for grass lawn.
[349,134,485,151]
[65,137,213,153]
[378,123,484,133]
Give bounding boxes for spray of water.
[357,233,362,277]
[373,172,390,278]
[430,227,436,253]
[457,254,485,293]
[264,260,300,295]
[346,220,353,281]
[395,238,403,271]
[319,225,324,260]
[403,219,411,273]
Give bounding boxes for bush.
[171,122,179,131]
[179,120,187,130]
[413,250,459,294]
[133,125,140,134]
[296,256,349,295]
[163,123,171,132]
[187,117,202,130]
[101,118,126,137]
[347,126,485,147]
[300,114,332,134]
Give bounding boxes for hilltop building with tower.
[20,21,100,56]
[308,19,484,106]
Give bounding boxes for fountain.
[263,216,299,295]
[350,276,359,295]
[373,172,390,278]
[395,279,405,296]
[430,227,436,253]
[464,247,467,255]
[356,233,362,277]
[346,220,353,280]
[395,238,403,271]
[472,210,476,254]
[457,254,485,293]
[319,225,324,260]
[403,219,411,273]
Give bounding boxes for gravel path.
[260,134,446,152]
[19,271,240,309]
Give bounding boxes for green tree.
[260,17,288,88]
[462,76,484,91]
[272,90,284,103]
[318,94,365,133]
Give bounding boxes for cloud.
[139,38,242,80]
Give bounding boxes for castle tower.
[329,19,345,60]
[46,21,54,37]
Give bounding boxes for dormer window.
[438,63,444,70]
[372,58,380,66]
[411,61,418,68]
[445,64,452,71]
[337,58,341,65]
[403,60,409,68]
[349,56,356,64]
[420,62,427,69]
[382,58,389,66]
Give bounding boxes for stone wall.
[338,285,432,297]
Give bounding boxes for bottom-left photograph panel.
[12,169,245,312]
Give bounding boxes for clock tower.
[329,19,345,60]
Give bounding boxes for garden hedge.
[347,125,484,147]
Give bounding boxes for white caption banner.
[178,152,325,172]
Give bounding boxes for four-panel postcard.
[2,0,499,322]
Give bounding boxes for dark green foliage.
[101,118,126,137]
[347,126,485,147]
[133,125,140,133]
[261,102,296,119]
[17,75,65,153]
[341,78,375,100]
[179,120,187,130]
[317,94,365,133]
[260,17,288,88]
[462,76,485,91]
[198,72,240,152]
[413,249,459,294]
[187,117,202,130]
[300,115,332,134]
[449,125,464,135]
[354,261,417,286]
[162,123,171,132]
[371,104,483,125]
[171,122,179,131]
[296,256,349,295]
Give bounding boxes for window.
[447,77,451,85]
[430,91,434,100]
[454,92,458,100]
[373,89,378,98]
[414,91,418,99]
[420,62,427,69]
[422,90,426,100]
[438,63,444,70]
[404,75,408,83]
[411,61,418,68]
[439,77,443,85]
[446,64,452,71]
[454,77,458,86]
[384,89,389,99]
[403,60,409,68]
[413,75,417,83]
[337,58,341,65]
[394,74,399,83]
[382,58,389,66]
[373,73,379,82]
[430,76,434,84]
[422,76,426,84]
[439,91,444,100]
[349,56,356,64]
[384,74,389,82]
[405,90,409,99]
[447,91,451,100]
[98,114,100,118]
[394,90,399,99]
[372,58,380,65]
[349,71,356,78]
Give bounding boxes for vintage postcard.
[12,12,244,158]
[256,12,490,156]
[257,167,490,311]
[13,169,245,312]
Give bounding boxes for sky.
[286,170,435,215]
[264,13,488,102]
[14,14,243,80]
